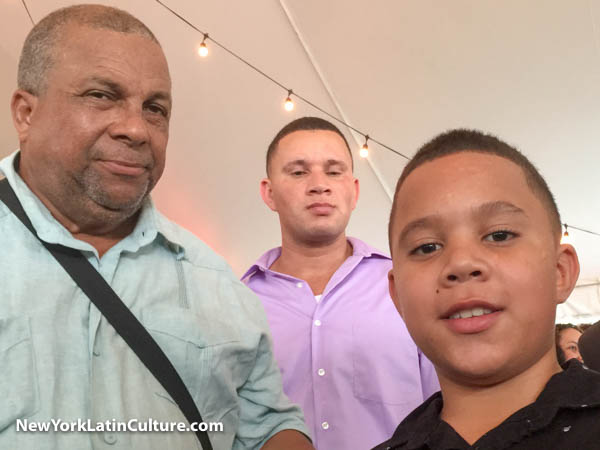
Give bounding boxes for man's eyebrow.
[87,77,123,93]
[325,159,348,169]
[86,77,172,106]
[146,91,172,106]
[282,160,308,171]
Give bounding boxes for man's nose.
[109,104,150,147]
[307,171,331,195]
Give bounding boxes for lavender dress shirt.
[242,237,440,449]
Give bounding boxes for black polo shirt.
[373,361,600,450]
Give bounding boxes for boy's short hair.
[266,116,353,176]
[388,129,562,251]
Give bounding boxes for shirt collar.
[0,150,185,258]
[384,360,600,449]
[241,236,389,281]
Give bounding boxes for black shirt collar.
[381,360,600,450]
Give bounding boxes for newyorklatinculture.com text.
[16,418,224,433]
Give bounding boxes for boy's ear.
[388,269,404,317]
[555,244,580,304]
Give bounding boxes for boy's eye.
[484,230,516,242]
[410,242,441,256]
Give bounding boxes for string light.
[284,90,294,111]
[360,135,369,158]
[561,223,571,245]
[198,33,209,57]
[57,0,595,241]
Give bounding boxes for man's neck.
[438,350,562,445]
[17,168,139,258]
[270,234,353,295]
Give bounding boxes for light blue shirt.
[0,151,308,449]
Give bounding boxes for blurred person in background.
[555,323,584,365]
[580,321,600,372]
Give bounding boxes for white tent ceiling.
[1,0,599,322]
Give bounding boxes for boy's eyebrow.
[476,201,527,218]
[397,216,442,244]
[397,201,528,244]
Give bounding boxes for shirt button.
[321,421,329,430]
[93,349,100,357]
[103,433,117,445]
[314,319,321,326]
[318,368,325,376]
[296,282,303,288]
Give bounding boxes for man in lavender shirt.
[242,117,440,449]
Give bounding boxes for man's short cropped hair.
[18,4,159,95]
[266,116,354,175]
[388,129,562,250]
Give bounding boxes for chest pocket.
[141,306,245,422]
[0,315,40,431]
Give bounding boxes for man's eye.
[146,103,168,117]
[291,171,306,176]
[410,243,441,256]
[484,230,517,242]
[327,171,341,176]
[86,90,113,100]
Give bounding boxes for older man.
[242,117,439,449]
[0,5,311,450]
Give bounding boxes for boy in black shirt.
[376,129,600,450]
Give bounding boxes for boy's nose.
[439,243,489,286]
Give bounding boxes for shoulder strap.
[0,178,212,450]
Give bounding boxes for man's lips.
[97,160,148,177]
[307,203,335,215]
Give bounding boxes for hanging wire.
[565,224,600,238]
[17,0,597,238]
[154,0,410,160]
[21,0,35,25]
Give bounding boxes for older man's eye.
[86,90,113,100]
[410,243,441,256]
[146,103,168,117]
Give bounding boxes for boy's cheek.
[388,270,404,317]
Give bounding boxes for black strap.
[0,178,212,450]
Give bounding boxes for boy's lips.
[441,300,503,334]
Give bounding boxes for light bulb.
[198,42,208,57]
[561,230,570,245]
[284,96,294,111]
[360,135,370,158]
